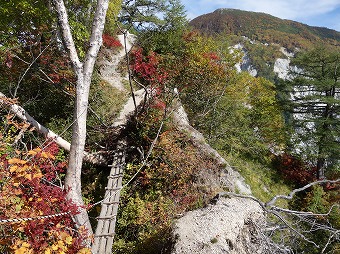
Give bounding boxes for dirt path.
[99,32,135,91]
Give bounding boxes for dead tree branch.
[218,178,340,252]
[265,179,340,207]
[0,91,108,165]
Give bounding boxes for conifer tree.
[287,46,340,179]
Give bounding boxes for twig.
[270,204,340,217]
[218,191,267,211]
[14,44,52,97]
[266,179,340,207]
[321,230,340,253]
[271,210,319,248]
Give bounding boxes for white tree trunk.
[52,0,110,245]
[0,92,71,151]
[0,91,109,165]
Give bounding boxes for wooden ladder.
[92,141,126,253]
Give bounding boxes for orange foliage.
[0,116,89,253]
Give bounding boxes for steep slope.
[98,32,136,91]
[189,8,340,50]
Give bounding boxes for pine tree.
[287,46,340,179]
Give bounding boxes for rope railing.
[0,212,71,224]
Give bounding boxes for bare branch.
[321,230,340,254]
[218,192,267,210]
[218,189,340,251]
[270,204,340,217]
[14,44,52,97]
[0,91,72,151]
[266,179,340,207]
[0,92,108,165]
[271,210,319,248]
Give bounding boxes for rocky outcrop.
[273,47,296,80]
[274,58,290,79]
[169,101,294,253]
[171,197,265,254]
[172,101,252,195]
[233,43,258,77]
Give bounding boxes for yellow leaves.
[41,151,55,159]
[13,180,20,187]
[8,158,27,165]
[65,236,73,245]
[11,164,29,173]
[9,163,42,180]
[21,242,30,248]
[7,151,44,179]
[8,158,30,177]
[59,231,73,245]
[44,248,52,254]
[42,231,74,253]
[10,165,18,172]
[33,171,43,179]
[24,173,32,180]
[77,248,92,254]
[13,241,33,254]
[51,244,59,250]
[41,229,75,253]
[13,223,26,233]
[13,188,22,195]
[27,148,39,156]
[49,239,69,253]
[27,148,55,159]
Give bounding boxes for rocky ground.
[171,197,265,254]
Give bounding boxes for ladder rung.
[101,201,120,205]
[94,233,116,237]
[96,215,117,220]
[105,187,121,191]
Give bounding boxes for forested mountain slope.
[189,8,340,50]
[189,8,340,83]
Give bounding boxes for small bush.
[272,153,316,187]
[102,34,122,48]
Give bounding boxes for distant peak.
[213,8,273,17]
[215,8,238,12]
[213,8,243,14]
[189,9,340,49]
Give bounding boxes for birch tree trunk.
[52,0,110,244]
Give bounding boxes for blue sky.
[181,0,340,32]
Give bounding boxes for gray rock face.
[171,197,265,254]
[274,58,291,79]
[233,43,258,77]
[273,47,298,80]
